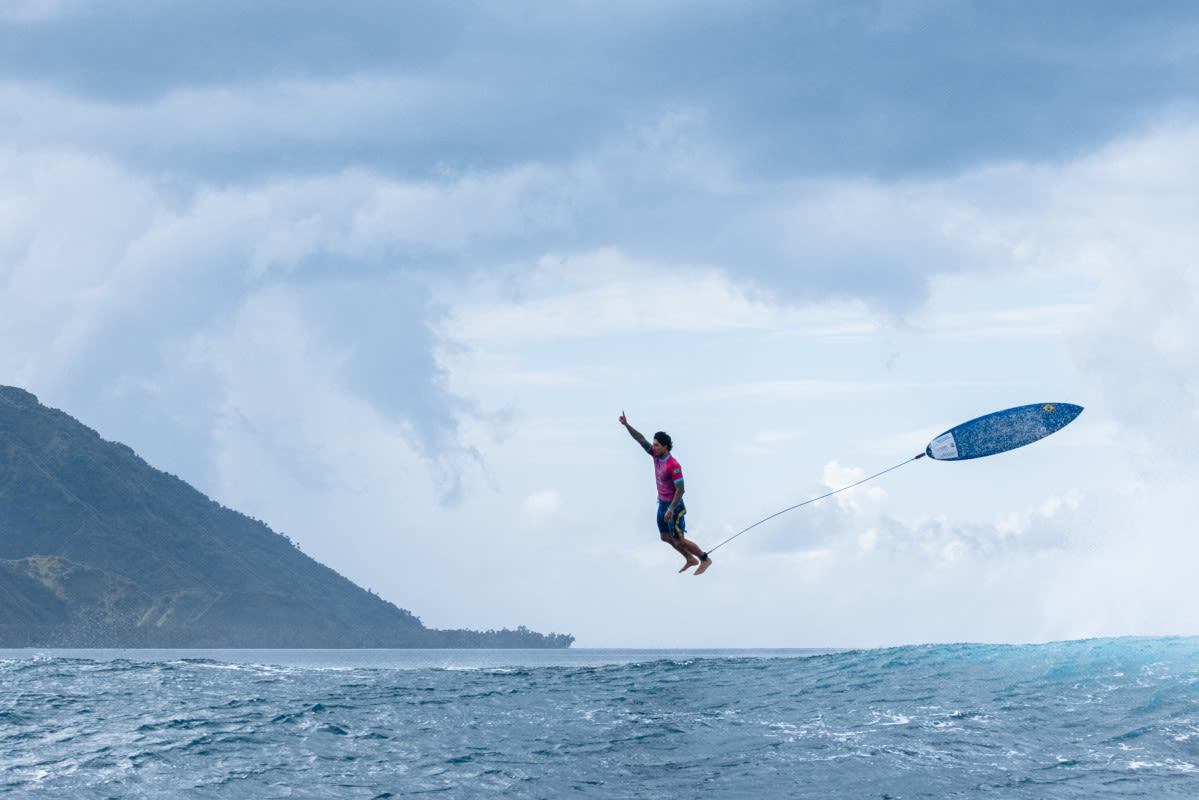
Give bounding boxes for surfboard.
[707,400,1086,554]
[925,402,1084,461]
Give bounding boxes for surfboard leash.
[706,452,926,555]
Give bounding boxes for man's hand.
[619,410,628,427]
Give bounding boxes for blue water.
[3,637,1199,798]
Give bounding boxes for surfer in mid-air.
[619,412,712,575]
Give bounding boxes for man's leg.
[678,536,712,575]
[661,531,700,571]
[666,507,709,574]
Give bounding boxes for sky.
[2,0,1198,648]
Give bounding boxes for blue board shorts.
[656,499,686,540]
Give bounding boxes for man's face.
[650,438,668,458]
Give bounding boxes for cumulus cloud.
[1054,123,1199,472]
[0,149,493,496]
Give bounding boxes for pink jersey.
[655,453,683,501]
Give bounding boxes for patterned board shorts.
[656,499,686,539]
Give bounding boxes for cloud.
[710,380,900,403]
[0,75,490,181]
[7,1,1195,172]
[443,248,766,345]
[0,148,500,496]
[1056,123,1199,473]
[522,490,562,527]
[0,149,165,383]
[4,2,1199,647]
[917,303,1092,341]
[734,428,807,457]
[0,2,473,100]
[0,0,81,23]
[1041,481,1199,640]
[822,461,888,513]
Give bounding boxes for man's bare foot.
[679,557,699,573]
[694,557,712,575]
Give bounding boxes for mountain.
[0,386,572,648]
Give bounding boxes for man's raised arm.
[619,411,650,451]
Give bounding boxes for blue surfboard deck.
[925,402,1083,461]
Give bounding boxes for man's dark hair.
[653,431,672,451]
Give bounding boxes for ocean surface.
[3,637,1199,798]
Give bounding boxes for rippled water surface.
[3,638,1199,798]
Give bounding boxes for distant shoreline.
[0,647,839,671]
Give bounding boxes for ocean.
[3,636,1198,798]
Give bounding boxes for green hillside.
[0,386,571,648]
